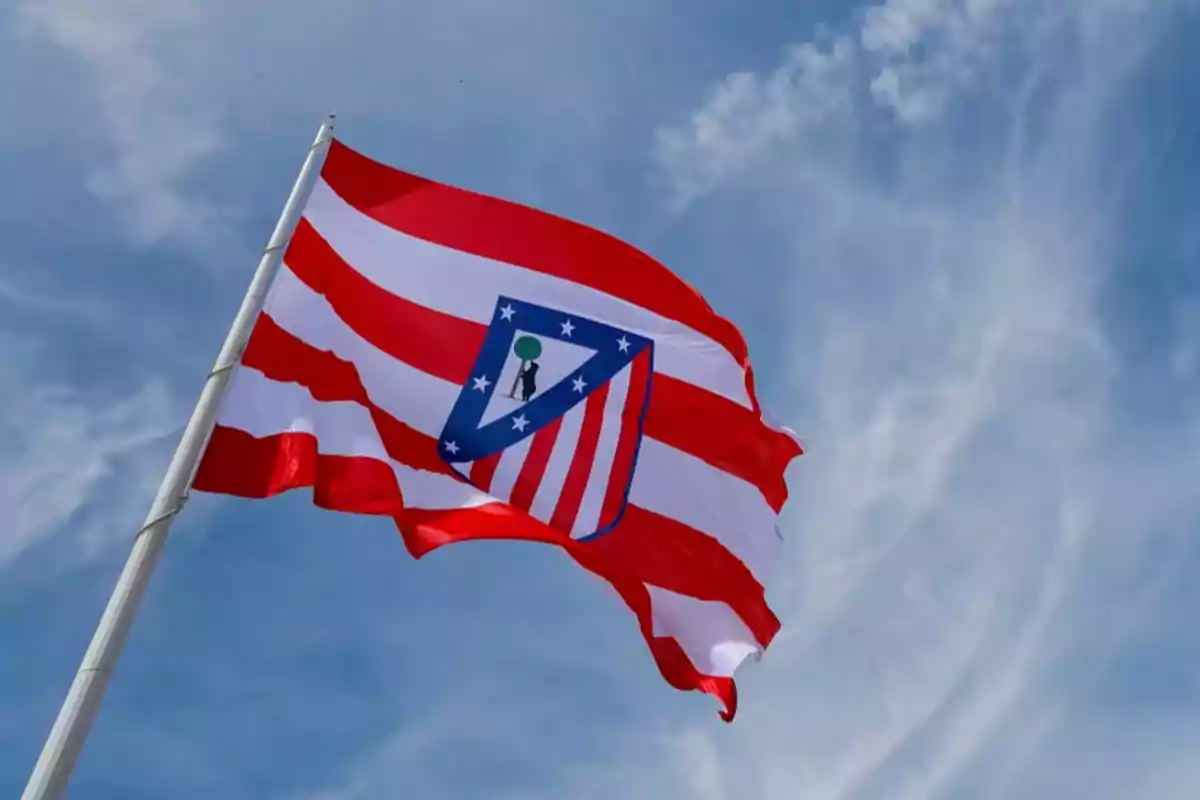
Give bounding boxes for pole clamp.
[207,362,237,380]
[135,496,189,539]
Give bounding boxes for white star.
[560,318,575,338]
[616,335,631,353]
[499,304,515,321]
[571,376,587,393]
[443,440,460,455]
[472,374,492,392]
[512,414,530,432]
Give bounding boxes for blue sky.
[4,0,1200,797]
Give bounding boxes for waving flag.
[192,139,802,720]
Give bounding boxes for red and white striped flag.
[192,139,802,720]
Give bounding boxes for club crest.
[437,296,654,539]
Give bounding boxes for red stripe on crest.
[550,383,609,534]
[469,454,501,493]
[599,349,652,531]
[508,417,563,513]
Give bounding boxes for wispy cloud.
[15,0,227,248]
[0,356,178,570]
[0,275,182,573]
[860,0,1015,124]
[654,37,858,211]
[0,272,110,324]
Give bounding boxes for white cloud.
[860,0,1013,125]
[0,373,178,569]
[0,272,108,323]
[656,0,1035,207]
[0,323,180,570]
[655,37,858,209]
[16,0,226,248]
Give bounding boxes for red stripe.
[321,139,755,389]
[241,312,451,476]
[567,544,740,721]
[648,375,801,512]
[550,383,609,533]
[612,579,738,721]
[402,506,741,720]
[469,454,501,492]
[279,221,798,509]
[398,504,571,558]
[193,427,406,514]
[584,504,779,648]
[600,349,652,529]
[284,218,482,385]
[399,496,775,650]
[508,418,562,513]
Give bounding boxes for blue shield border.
[437,296,654,539]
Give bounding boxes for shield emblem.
[438,296,654,540]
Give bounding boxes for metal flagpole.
[21,113,338,800]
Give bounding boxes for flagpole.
[21,114,337,800]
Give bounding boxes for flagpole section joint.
[207,362,237,380]
[133,500,188,540]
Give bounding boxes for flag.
[192,138,803,720]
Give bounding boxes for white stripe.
[218,368,494,511]
[630,438,780,583]
[220,366,387,459]
[648,587,762,675]
[571,364,632,538]
[528,399,586,524]
[488,434,532,504]
[265,265,459,438]
[304,179,752,408]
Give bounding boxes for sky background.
[4,0,1200,798]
